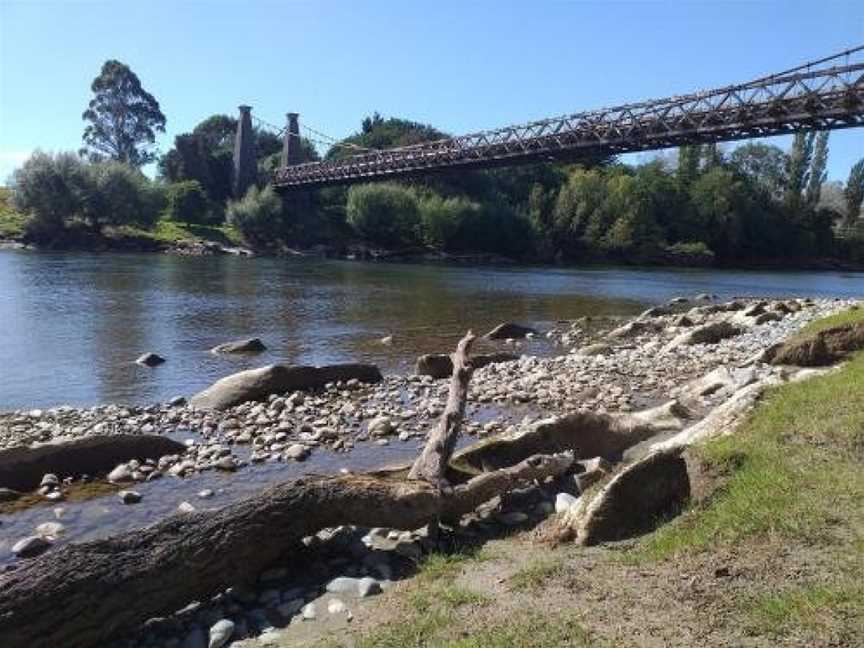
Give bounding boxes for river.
[1,250,863,409]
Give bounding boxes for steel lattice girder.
[273,60,864,191]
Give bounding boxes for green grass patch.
[508,557,564,591]
[793,304,864,338]
[0,188,28,238]
[111,219,243,247]
[744,582,864,638]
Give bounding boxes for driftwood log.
[0,455,572,646]
[409,331,476,485]
[0,332,576,646]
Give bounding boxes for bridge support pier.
[232,105,257,199]
[281,112,303,167]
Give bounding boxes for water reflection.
[1,250,862,408]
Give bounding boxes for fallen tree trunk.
[0,453,573,646]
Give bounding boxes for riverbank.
[0,297,859,647]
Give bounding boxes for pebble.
[12,535,51,558]
[178,501,196,513]
[119,490,142,504]
[555,492,580,513]
[301,602,317,620]
[35,521,65,538]
[207,619,234,648]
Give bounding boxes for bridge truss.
[273,47,864,191]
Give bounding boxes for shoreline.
[3,235,863,273]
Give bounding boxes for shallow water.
[2,250,863,409]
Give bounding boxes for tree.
[80,162,160,231]
[345,183,421,246]
[164,181,210,224]
[845,159,864,227]
[81,60,166,167]
[677,145,701,189]
[701,143,722,170]
[805,132,829,207]
[11,151,88,236]
[226,185,285,246]
[785,132,815,209]
[729,143,787,199]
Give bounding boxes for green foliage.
[226,185,284,246]
[677,145,701,189]
[329,114,446,159]
[730,143,787,199]
[12,151,163,237]
[785,132,815,209]
[418,194,482,250]
[805,132,829,207]
[346,183,421,247]
[844,158,864,227]
[164,181,210,224]
[12,151,88,236]
[81,60,166,167]
[81,161,161,230]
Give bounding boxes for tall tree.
[844,158,864,227]
[784,132,815,210]
[805,132,829,207]
[701,143,722,170]
[81,60,166,167]
[677,145,701,189]
[729,143,787,199]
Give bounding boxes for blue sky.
[1,0,862,182]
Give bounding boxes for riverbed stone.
[35,521,65,537]
[210,338,267,354]
[136,352,166,367]
[485,322,537,340]
[119,490,142,504]
[207,619,234,648]
[12,535,51,558]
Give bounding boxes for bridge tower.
[232,105,257,199]
[281,112,302,166]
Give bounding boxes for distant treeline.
[7,60,864,266]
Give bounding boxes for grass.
[744,582,864,639]
[0,188,27,239]
[111,219,244,247]
[508,557,564,591]
[626,306,864,640]
[791,304,864,338]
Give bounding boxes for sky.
[1,0,863,183]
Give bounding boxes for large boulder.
[664,321,741,351]
[485,323,537,340]
[415,352,518,379]
[210,338,267,354]
[190,363,383,410]
[0,435,186,491]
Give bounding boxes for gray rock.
[207,619,234,648]
[12,535,51,558]
[136,352,166,367]
[108,464,133,483]
[485,322,537,340]
[301,602,317,620]
[555,492,579,513]
[327,599,347,614]
[577,343,613,357]
[35,521,64,537]
[119,490,142,504]
[367,416,393,437]
[198,489,215,499]
[357,577,382,598]
[284,444,309,461]
[190,363,383,410]
[40,473,59,487]
[210,338,267,354]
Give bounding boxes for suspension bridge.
[234,46,864,194]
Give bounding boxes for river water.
[1,250,863,409]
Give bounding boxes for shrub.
[418,194,482,250]
[226,185,284,245]
[82,162,160,230]
[12,151,89,237]
[164,180,210,224]
[346,183,420,247]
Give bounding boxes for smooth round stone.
[178,501,196,513]
[119,490,142,504]
[327,598,347,614]
[12,535,51,558]
[302,603,317,620]
[40,473,59,487]
[207,619,234,648]
[35,521,65,538]
[198,489,215,499]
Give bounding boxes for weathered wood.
[0,435,186,491]
[0,453,572,646]
[408,331,476,485]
